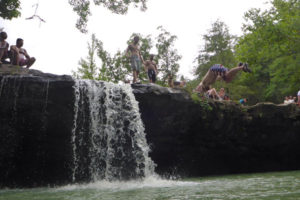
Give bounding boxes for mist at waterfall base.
[0,171,299,200]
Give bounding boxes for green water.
[1,171,300,200]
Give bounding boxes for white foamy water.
[58,175,199,191]
[72,80,155,182]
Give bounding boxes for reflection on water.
[1,171,300,200]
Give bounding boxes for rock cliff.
[0,69,300,187]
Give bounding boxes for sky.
[0,0,271,79]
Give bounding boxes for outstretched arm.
[125,45,131,57]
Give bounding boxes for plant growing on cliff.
[191,93,212,111]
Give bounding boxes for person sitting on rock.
[194,63,251,93]
[205,88,221,100]
[239,98,248,105]
[0,31,9,65]
[283,96,290,104]
[218,88,226,100]
[168,73,186,88]
[10,38,35,68]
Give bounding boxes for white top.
[298,90,300,96]
[18,48,26,60]
[288,99,295,104]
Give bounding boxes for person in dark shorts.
[143,54,158,83]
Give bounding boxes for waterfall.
[72,80,155,182]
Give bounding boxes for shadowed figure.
[0,32,9,65]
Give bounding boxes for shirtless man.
[143,54,158,83]
[0,32,9,65]
[194,63,251,93]
[126,36,143,83]
[10,38,36,68]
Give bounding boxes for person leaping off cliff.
[194,63,251,93]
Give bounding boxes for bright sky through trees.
[0,0,270,78]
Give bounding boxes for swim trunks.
[148,69,156,83]
[210,64,228,73]
[131,55,141,72]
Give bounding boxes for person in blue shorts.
[126,36,143,84]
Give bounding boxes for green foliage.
[193,20,243,101]
[156,26,182,83]
[194,20,237,79]
[190,92,212,111]
[73,33,153,83]
[74,27,182,85]
[69,0,147,33]
[73,34,98,79]
[0,0,21,20]
[235,0,300,103]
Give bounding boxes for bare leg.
[26,57,36,68]
[11,50,19,65]
[136,71,140,83]
[132,70,137,83]
[195,70,218,93]
[0,50,4,63]
[223,66,243,83]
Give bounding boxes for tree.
[69,0,147,33]
[193,20,242,99]
[156,26,182,84]
[73,33,153,83]
[1,0,148,33]
[0,0,21,20]
[73,34,99,80]
[235,0,300,103]
[194,20,236,79]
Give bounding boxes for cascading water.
[72,80,155,182]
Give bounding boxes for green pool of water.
[1,171,300,200]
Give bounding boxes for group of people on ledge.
[0,31,35,68]
[283,91,300,106]
[126,36,185,88]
